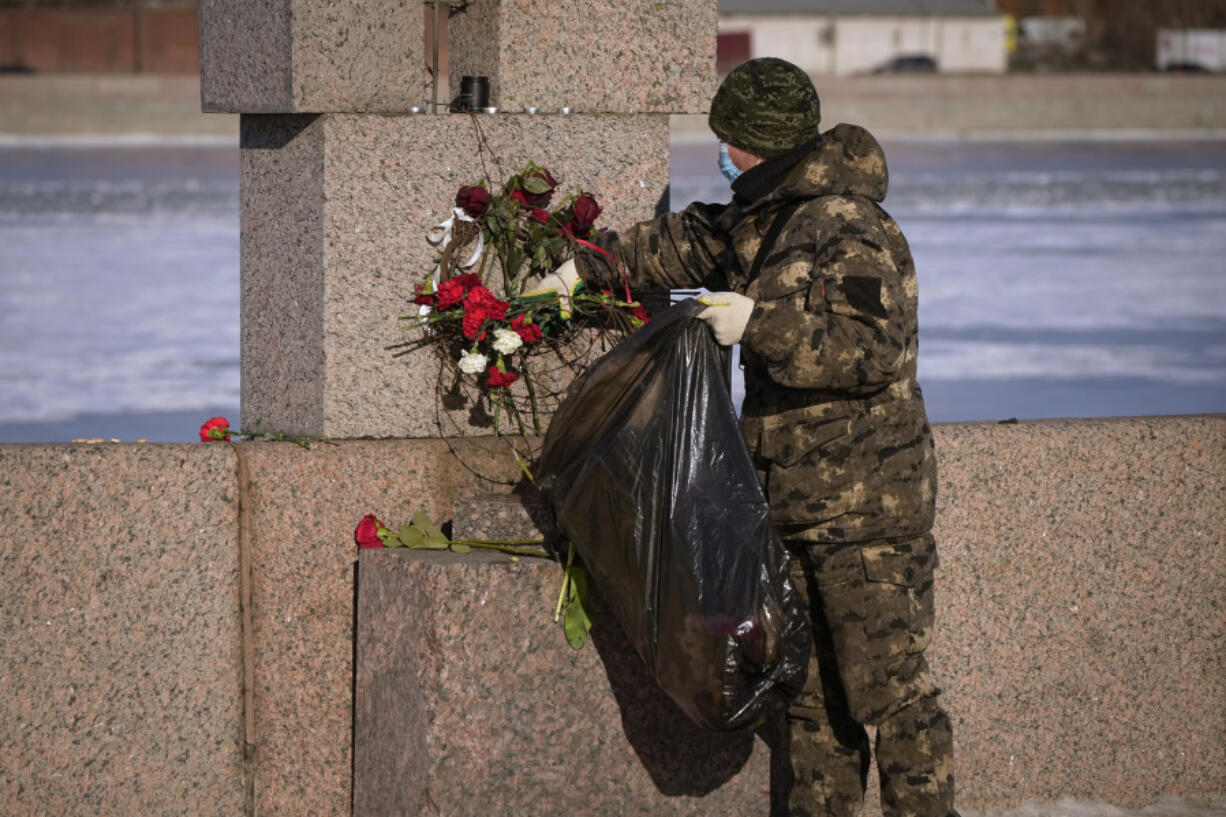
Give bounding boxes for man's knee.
[819,536,941,724]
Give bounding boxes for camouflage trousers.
[762,531,955,817]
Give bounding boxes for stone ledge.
[452,493,555,544]
[0,444,245,817]
[448,0,718,115]
[354,548,770,817]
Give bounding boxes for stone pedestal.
[353,548,771,817]
[240,112,671,438]
[448,0,718,113]
[199,0,426,113]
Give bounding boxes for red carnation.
[510,313,543,343]
[413,283,437,306]
[487,365,519,388]
[435,273,482,310]
[455,184,491,218]
[355,514,386,549]
[461,285,509,340]
[572,192,602,230]
[200,416,231,442]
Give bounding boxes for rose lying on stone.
[200,416,231,442]
[355,514,387,549]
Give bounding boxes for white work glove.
[697,291,755,346]
[522,258,582,319]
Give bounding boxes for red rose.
[200,416,231,442]
[487,365,519,388]
[461,285,509,339]
[512,166,558,207]
[413,283,437,306]
[572,192,602,230]
[355,514,386,549]
[455,184,491,218]
[530,208,549,224]
[510,313,543,343]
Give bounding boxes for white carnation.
[458,349,489,375]
[491,327,524,355]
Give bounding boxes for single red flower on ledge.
[355,514,386,549]
[200,416,231,442]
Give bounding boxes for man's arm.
[741,197,911,395]
[574,201,730,293]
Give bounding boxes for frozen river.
[1,135,1224,441]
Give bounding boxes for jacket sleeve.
[741,197,911,394]
[573,201,729,293]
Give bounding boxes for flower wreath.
[397,159,647,436]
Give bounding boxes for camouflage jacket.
[576,124,936,543]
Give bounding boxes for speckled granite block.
[354,548,770,817]
[240,114,326,437]
[237,438,525,817]
[240,112,669,438]
[448,0,717,114]
[928,416,1226,808]
[452,493,555,544]
[0,444,244,817]
[200,0,424,113]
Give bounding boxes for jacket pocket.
[759,404,851,468]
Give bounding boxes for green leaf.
[563,600,590,649]
[450,542,471,554]
[397,524,426,549]
[521,175,551,195]
[410,511,450,549]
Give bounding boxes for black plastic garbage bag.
[536,299,810,731]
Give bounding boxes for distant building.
[718,0,1009,76]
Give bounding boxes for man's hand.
[697,291,755,346]
[522,258,581,319]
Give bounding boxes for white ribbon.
[426,206,485,271]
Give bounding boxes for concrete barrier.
[2,417,1223,815]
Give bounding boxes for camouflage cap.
[708,58,822,159]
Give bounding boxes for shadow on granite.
[584,583,757,796]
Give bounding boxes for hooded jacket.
[575,124,936,543]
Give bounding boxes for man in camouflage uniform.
[530,57,955,817]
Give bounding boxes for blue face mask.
[718,143,742,183]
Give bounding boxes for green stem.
[523,368,542,434]
[453,540,550,559]
[553,542,575,622]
